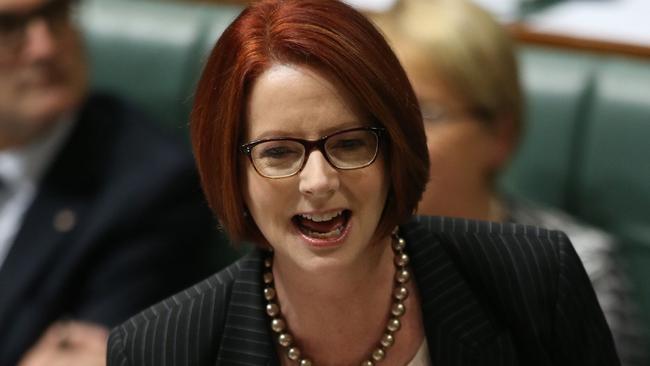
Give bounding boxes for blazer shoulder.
[407,216,618,364]
[408,215,568,321]
[412,215,567,241]
[107,259,245,366]
[409,216,569,286]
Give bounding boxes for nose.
[22,18,58,61]
[299,150,340,198]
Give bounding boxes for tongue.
[299,215,345,233]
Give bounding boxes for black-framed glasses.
[0,0,77,54]
[241,126,385,179]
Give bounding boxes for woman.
[107,1,619,365]
[377,1,646,364]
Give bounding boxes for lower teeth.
[306,226,342,239]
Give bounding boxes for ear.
[487,112,519,170]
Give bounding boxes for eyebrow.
[0,0,69,18]
[248,121,368,141]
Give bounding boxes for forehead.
[0,0,49,13]
[246,64,363,138]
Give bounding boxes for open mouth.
[292,209,351,240]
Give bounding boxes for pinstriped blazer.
[107,216,619,366]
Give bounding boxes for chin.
[28,92,81,123]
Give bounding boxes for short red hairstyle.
[191,0,428,243]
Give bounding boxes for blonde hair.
[376,0,522,133]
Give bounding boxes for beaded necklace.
[262,232,410,366]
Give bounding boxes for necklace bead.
[278,333,293,347]
[372,348,385,361]
[392,237,406,251]
[395,253,409,267]
[394,285,408,300]
[264,287,277,301]
[387,318,401,332]
[271,318,286,333]
[267,303,280,317]
[288,347,301,360]
[391,302,406,317]
[263,231,410,365]
[395,269,410,283]
[380,333,394,348]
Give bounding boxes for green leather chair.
[78,0,242,132]
[576,58,650,329]
[576,58,650,247]
[501,47,600,208]
[502,47,650,338]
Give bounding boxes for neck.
[270,237,424,365]
[274,239,392,299]
[419,185,499,223]
[488,194,508,222]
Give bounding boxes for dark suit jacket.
[0,94,225,366]
[107,216,620,366]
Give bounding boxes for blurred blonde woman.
[376,0,647,364]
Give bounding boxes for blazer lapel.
[216,217,516,366]
[404,216,515,365]
[0,187,87,326]
[216,249,279,366]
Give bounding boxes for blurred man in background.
[0,0,220,364]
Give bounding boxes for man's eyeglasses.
[0,0,76,54]
[240,126,385,179]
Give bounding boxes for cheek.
[425,129,476,189]
[242,167,267,212]
[426,129,461,171]
[0,67,20,97]
[355,159,389,213]
[243,167,293,222]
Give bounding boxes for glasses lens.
[251,140,305,177]
[43,0,74,28]
[325,129,379,169]
[0,0,73,54]
[0,16,24,49]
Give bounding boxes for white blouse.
[406,339,431,366]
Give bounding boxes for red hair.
[191,0,428,243]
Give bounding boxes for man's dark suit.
[107,216,620,366]
[0,94,224,366]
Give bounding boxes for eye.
[0,16,22,35]
[330,138,367,151]
[330,138,366,150]
[258,145,301,159]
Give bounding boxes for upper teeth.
[300,210,342,222]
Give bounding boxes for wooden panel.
[509,23,650,60]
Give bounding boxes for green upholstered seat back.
[502,47,650,248]
[78,0,242,131]
[575,58,650,246]
[575,58,650,329]
[500,46,599,209]
[502,48,650,335]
